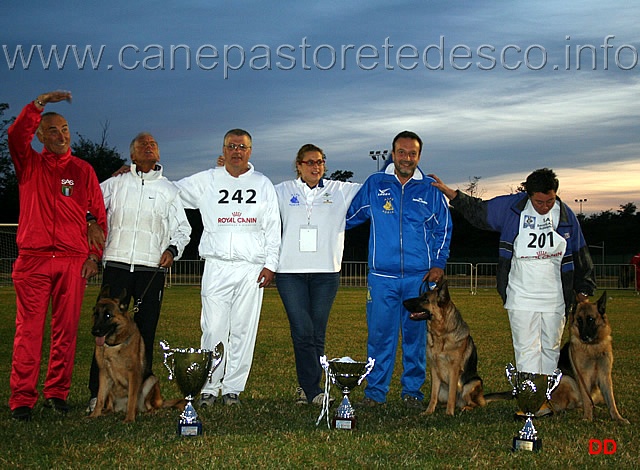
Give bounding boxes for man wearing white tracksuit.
[175,129,281,406]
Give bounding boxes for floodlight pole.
[574,198,587,215]
[369,149,389,172]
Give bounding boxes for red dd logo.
[589,439,617,455]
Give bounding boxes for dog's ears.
[117,289,128,311]
[437,280,450,304]
[568,293,578,317]
[98,285,111,301]
[596,291,607,317]
[420,278,447,295]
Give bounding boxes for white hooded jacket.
[101,163,191,269]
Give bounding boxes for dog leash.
[133,269,161,314]
[419,279,438,295]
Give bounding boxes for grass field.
[1,285,638,469]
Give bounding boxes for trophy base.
[512,436,541,452]
[178,420,203,437]
[332,416,357,430]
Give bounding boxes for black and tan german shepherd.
[403,281,486,415]
[88,286,182,422]
[551,291,629,424]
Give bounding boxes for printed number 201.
[528,231,554,249]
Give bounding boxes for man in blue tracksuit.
[346,131,452,408]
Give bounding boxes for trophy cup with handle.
[506,363,562,452]
[161,340,224,436]
[317,356,375,430]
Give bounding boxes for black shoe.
[44,397,69,414]
[11,406,32,421]
[403,395,424,411]
[358,397,383,408]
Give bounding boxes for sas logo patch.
[61,179,74,197]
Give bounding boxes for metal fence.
[474,263,638,294]
[0,259,636,293]
[165,260,636,294]
[166,261,476,290]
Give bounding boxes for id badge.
[299,225,318,252]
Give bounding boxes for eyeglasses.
[224,143,252,152]
[299,159,325,167]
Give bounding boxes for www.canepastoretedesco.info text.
[3,36,637,79]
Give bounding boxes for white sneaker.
[85,397,97,414]
[197,393,217,407]
[311,392,335,406]
[295,387,307,405]
[222,393,241,406]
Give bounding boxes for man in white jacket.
[175,129,281,406]
[86,132,191,412]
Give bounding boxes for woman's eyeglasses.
[299,159,325,167]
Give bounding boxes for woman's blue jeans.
[276,272,340,402]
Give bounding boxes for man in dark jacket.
[431,168,595,416]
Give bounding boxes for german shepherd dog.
[403,281,486,415]
[88,286,182,422]
[550,291,629,424]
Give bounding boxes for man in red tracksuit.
[8,90,107,421]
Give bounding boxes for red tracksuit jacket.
[8,103,107,257]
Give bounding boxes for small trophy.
[317,356,375,430]
[160,340,224,436]
[506,363,562,452]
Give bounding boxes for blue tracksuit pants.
[363,273,427,403]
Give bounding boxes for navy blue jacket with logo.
[450,191,596,314]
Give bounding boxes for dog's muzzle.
[403,297,432,321]
[409,311,432,321]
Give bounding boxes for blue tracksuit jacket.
[346,167,452,276]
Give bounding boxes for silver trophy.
[317,356,375,430]
[506,363,562,452]
[160,340,224,436]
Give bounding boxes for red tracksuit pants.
[10,255,86,410]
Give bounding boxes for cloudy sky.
[2,1,638,214]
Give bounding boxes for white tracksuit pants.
[200,258,264,396]
[507,309,566,375]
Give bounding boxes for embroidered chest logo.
[412,197,429,206]
[322,191,333,204]
[289,194,300,205]
[382,199,394,214]
[61,178,74,197]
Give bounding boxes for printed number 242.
[218,189,256,204]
